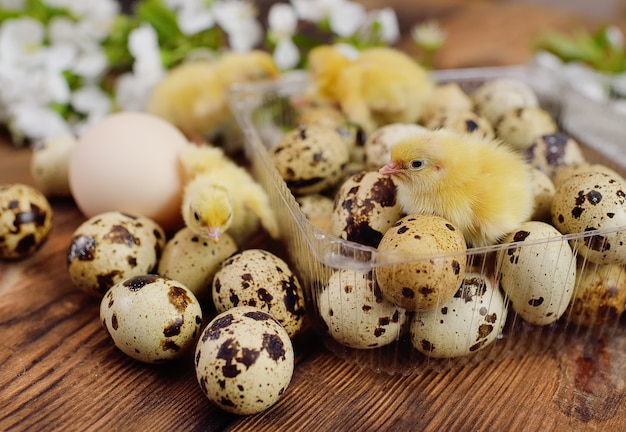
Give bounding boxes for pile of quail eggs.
[266,75,626,360]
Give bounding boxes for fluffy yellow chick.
[180,145,279,245]
[306,45,434,134]
[380,129,534,247]
[146,50,280,142]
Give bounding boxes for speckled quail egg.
[158,227,237,303]
[425,110,495,140]
[529,168,556,222]
[318,269,409,349]
[472,78,539,125]
[498,221,576,325]
[296,194,334,233]
[331,170,403,248]
[566,262,626,328]
[376,214,467,311]
[194,306,294,415]
[553,162,624,188]
[419,82,474,125]
[269,125,349,196]
[494,107,557,151]
[30,134,76,197]
[523,132,586,180]
[100,274,203,363]
[364,123,428,169]
[410,272,508,358]
[0,183,53,260]
[67,211,165,297]
[551,172,626,264]
[212,249,305,338]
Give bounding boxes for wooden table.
[2,2,626,431]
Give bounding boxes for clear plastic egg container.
[227,66,626,375]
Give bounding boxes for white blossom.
[175,0,216,35]
[8,104,72,142]
[214,0,263,52]
[411,20,446,51]
[369,7,399,44]
[328,1,366,38]
[605,25,624,49]
[268,3,298,38]
[273,38,300,70]
[0,18,46,68]
[291,0,340,23]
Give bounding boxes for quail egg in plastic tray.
[226,65,626,375]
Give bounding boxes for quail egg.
[472,78,539,125]
[194,306,294,415]
[100,274,203,363]
[426,110,495,140]
[498,221,576,325]
[67,211,165,297]
[524,132,586,180]
[551,171,626,264]
[376,214,467,311]
[158,227,237,303]
[212,249,305,338]
[30,134,76,197]
[529,168,556,222]
[410,272,508,358]
[419,82,474,125]
[270,125,349,196]
[494,107,557,151]
[331,170,403,248]
[363,123,427,169]
[318,269,409,349]
[0,183,53,260]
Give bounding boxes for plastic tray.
[227,65,626,375]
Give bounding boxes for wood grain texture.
[2,1,626,431]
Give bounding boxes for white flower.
[273,38,300,70]
[328,1,366,38]
[62,0,120,42]
[9,103,72,142]
[605,25,624,49]
[411,20,446,51]
[291,0,339,23]
[175,0,216,36]
[334,43,360,61]
[268,3,298,38]
[214,0,263,52]
[0,18,46,68]
[71,85,111,117]
[0,0,25,10]
[369,7,399,44]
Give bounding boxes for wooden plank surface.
[2,2,626,431]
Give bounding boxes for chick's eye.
[409,159,425,170]
[193,211,200,222]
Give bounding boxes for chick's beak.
[379,161,403,176]
[206,227,222,243]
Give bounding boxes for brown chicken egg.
[0,183,53,260]
[376,214,467,311]
[331,170,403,248]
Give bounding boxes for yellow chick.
[180,145,279,245]
[379,129,534,247]
[306,45,434,134]
[146,50,280,142]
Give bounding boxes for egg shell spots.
[410,273,507,358]
[524,132,586,180]
[472,78,539,125]
[100,274,203,363]
[158,227,237,304]
[0,183,53,260]
[567,263,626,328]
[212,249,305,338]
[551,171,626,264]
[296,194,334,233]
[498,221,576,325]
[376,214,467,311]
[426,110,495,140]
[69,112,189,232]
[67,211,165,297]
[270,125,349,195]
[494,107,557,151]
[318,269,409,349]
[331,170,403,248]
[194,306,294,415]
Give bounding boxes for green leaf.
[136,0,183,43]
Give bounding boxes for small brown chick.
[146,50,280,142]
[306,45,434,134]
[180,145,279,245]
[380,129,534,247]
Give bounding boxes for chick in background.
[380,129,534,248]
[179,144,279,246]
[306,45,434,134]
[146,50,280,144]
